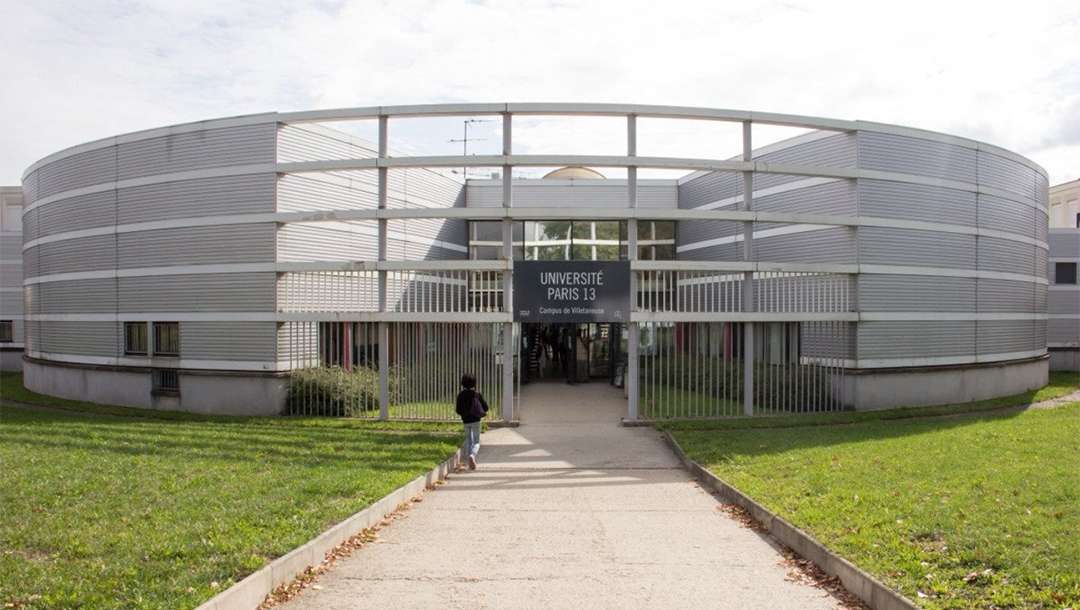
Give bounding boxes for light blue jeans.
[463,421,482,458]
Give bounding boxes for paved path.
[273,379,848,610]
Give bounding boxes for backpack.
[469,391,486,418]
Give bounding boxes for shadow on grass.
[0,406,461,472]
[678,408,1045,462]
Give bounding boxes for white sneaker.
[468,455,477,470]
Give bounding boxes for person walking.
[455,372,488,470]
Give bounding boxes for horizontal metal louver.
[858,321,975,359]
[977,151,1037,200]
[35,191,117,236]
[34,147,117,200]
[33,235,117,275]
[119,273,276,313]
[277,123,378,163]
[117,124,276,181]
[859,227,976,268]
[40,279,117,313]
[38,320,119,357]
[181,321,278,361]
[118,174,276,223]
[977,320,1037,353]
[117,224,275,268]
[858,180,975,226]
[858,275,975,312]
[977,279,1036,312]
[859,132,976,183]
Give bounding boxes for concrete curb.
[661,431,921,610]
[193,448,464,610]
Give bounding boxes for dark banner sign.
[513,260,631,323]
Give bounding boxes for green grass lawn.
[2,370,1076,609]
[0,378,463,610]
[669,372,1080,609]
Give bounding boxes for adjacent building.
[1,187,24,370]
[1048,178,1079,228]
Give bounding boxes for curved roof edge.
[23,104,1048,182]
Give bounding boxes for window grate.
[124,322,147,355]
[153,322,179,355]
[153,369,179,393]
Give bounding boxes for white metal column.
[741,120,755,417]
[377,114,391,421]
[626,114,640,421]
[501,111,515,422]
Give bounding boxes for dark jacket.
[455,388,488,423]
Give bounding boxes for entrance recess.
[519,323,625,385]
[518,322,627,421]
[518,370,627,424]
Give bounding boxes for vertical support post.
[501,111,515,422]
[627,114,640,421]
[378,114,390,421]
[741,120,755,417]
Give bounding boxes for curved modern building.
[20,103,1050,418]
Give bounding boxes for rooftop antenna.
[448,118,493,180]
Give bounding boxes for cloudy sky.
[0,0,1077,185]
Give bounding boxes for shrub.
[638,355,841,414]
[286,365,400,417]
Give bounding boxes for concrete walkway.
[272,380,848,610]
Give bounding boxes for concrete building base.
[0,348,23,372]
[1049,348,1079,372]
[23,359,287,416]
[843,356,1049,410]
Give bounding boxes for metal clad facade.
[755,227,855,264]
[511,182,629,208]
[22,118,282,407]
[277,123,378,163]
[119,273,276,313]
[977,236,1036,275]
[117,224,275,268]
[858,321,976,359]
[1048,290,1079,317]
[1048,230,1080,258]
[678,171,739,210]
[978,320,1039,353]
[38,320,119,357]
[33,235,117,274]
[182,322,278,361]
[677,220,741,261]
[278,222,378,262]
[978,151,1038,200]
[1049,318,1079,345]
[754,180,857,217]
[859,132,976,183]
[858,275,975,312]
[977,279,1037,312]
[19,105,1051,415]
[278,173,378,212]
[1048,228,1080,363]
[979,194,1037,234]
[117,123,276,180]
[35,191,117,236]
[858,227,976,267]
[464,182,503,207]
[755,132,857,168]
[32,147,117,200]
[40,279,117,313]
[119,174,276,223]
[637,184,678,209]
[858,180,976,225]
